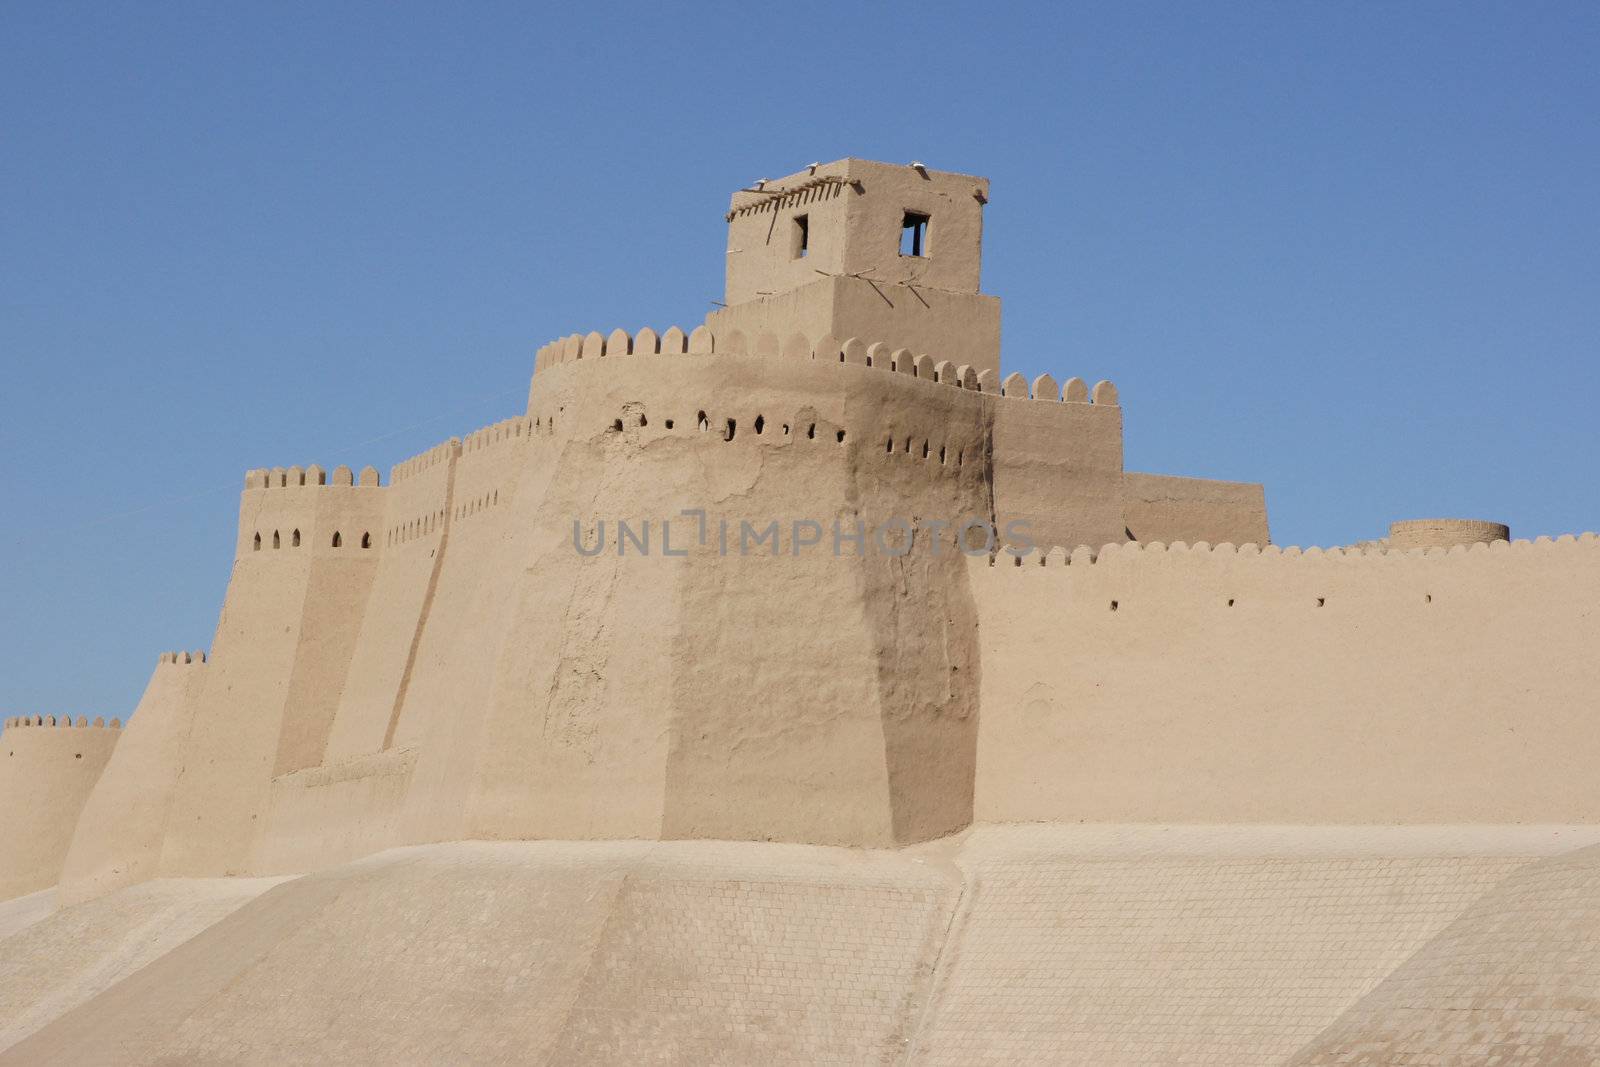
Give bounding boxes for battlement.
[245,464,381,489]
[532,325,1116,407]
[390,439,460,484]
[156,650,208,666]
[4,714,123,730]
[987,531,1599,568]
[240,462,388,559]
[461,415,534,455]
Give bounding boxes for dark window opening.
[332,532,342,548]
[836,429,846,444]
[754,415,765,435]
[665,418,675,429]
[253,533,261,551]
[698,411,709,432]
[273,531,281,549]
[724,418,736,441]
[361,532,371,549]
[807,423,817,440]
[791,214,809,259]
[900,211,929,257]
[613,418,624,432]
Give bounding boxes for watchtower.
[707,158,1002,374]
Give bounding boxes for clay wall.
[57,653,207,904]
[1122,470,1270,546]
[387,420,535,848]
[718,160,1000,374]
[724,162,854,304]
[724,159,988,303]
[156,466,384,877]
[991,371,1126,553]
[472,332,996,848]
[315,441,454,766]
[254,417,545,870]
[1388,517,1509,550]
[707,275,1002,378]
[973,535,1600,825]
[0,716,121,900]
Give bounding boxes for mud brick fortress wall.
[974,536,1600,826]
[1,713,123,900]
[3,157,1594,912]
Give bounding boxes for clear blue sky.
[3,3,1597,715]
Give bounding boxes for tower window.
[900,212,929,257]
[791,214,809,259]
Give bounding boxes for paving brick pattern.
[10,834,1600,1065]
[1290,844,1600,1065]
[549,859,953,1064]
[914,853,1529,1065]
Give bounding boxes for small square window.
[791,214,809,259]
[900,211,929,257]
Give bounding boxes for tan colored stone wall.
[708,275,1003,377]
[318,441,455,764]
[973,535,1600,825]
[237,331,1114,867]
[1388,516,1509,550]
[57,653,207,904]
[156,471,385,877]
[1123,470,1269,545]
[459,344,992,849]
[991,372,1126,552]
[0,717,121,900]
[250,748,416,875]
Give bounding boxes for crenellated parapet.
[460,414,535,455]
[382,438,459,549]
[1,699,126,899]
[390,440,458,485]
[972,529,1600,830]
[245,464,381,489]
[999,371,1119,406]
[527,324,1129,552]
[990,530,1599,567]
[4,714,124,730]
[532,325,1115,406]
[239,461,386,559]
